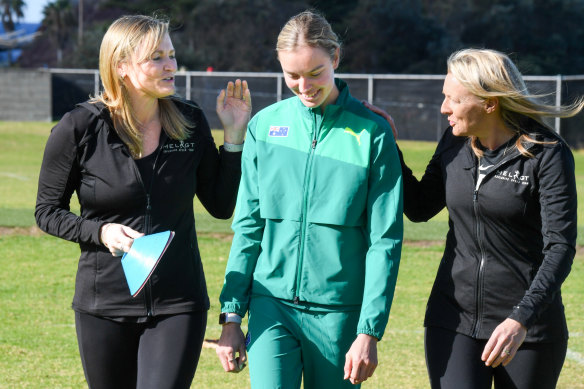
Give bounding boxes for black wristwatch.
[219,312,242,325]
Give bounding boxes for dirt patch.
[0,226,44,237]
[404,239,445,247]
[1,227,583,257]
[200,232,234,242]
[203,339,218,349]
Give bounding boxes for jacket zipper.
[132,141,165,316]
[471,189,486,337]
[293,111,320,304]
[469,152,518,337]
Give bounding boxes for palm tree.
[42,0,74,65]
[1,0,25,33]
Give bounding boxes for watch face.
[219,313,227,325]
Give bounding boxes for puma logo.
[344,128,366,145]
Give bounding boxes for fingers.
[100,223,142,256]
[234,79,242,99]
[343,355,352,381]
[482,318,526,367]
[216,80,251,111]
[361,100,398,138]
[344,357,375,385]
[344,334,378,384]
[216,88,226,112]
[485,343,516,368]
[216,324,247,373]
[242,80,252,110]
[238,341,248,364]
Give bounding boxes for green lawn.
[0,121,582,388]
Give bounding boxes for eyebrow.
[285,64,325,75]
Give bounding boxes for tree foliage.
[1,0,25,32]
[16,0,584,74]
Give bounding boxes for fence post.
[186,73,191,101]
[277,74,283,102]
[368,75,374,103]
[94,70,100,96]
[555,74,562,135]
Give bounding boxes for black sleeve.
[509,141,577,327]
[193,110,242,220]
[35,111,104,245]
[399,129,454,222]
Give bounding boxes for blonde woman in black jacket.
[366,48,582,389]
[35,15,251,389]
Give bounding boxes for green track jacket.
[220,79,403,339]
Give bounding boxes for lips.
[300,89,321,101]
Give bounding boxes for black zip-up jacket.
[400,124,576,342]
[35,99,241,317]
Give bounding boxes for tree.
[1,0,25,33]
[42,0,74,65]
[342,0,453,73]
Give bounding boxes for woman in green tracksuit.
[216,11,403,388]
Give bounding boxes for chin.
[451,127,468,137]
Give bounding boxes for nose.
[440,98,451,115]
[298,77,311,93]
[164,57,177,72]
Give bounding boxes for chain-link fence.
[48,69,584,147]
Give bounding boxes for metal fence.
[47,68,584,146]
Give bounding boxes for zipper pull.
[311,139,317,149]
[146,194,152,211]
[473,190,478,201]
[293,296,300,305]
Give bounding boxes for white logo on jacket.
[494,169,529,185]
[162,140,196,153]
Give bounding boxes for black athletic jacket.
[35,99,241,317]
[400,124,576,342]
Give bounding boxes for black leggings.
[425,326,567,389]
[75,311,207,389]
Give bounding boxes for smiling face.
[441,72,491,138]
[278,45,340,111]
[121,33,177,103]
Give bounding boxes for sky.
[22,0,51,24]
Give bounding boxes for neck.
[477,120,515,150]
[131,96,160,129]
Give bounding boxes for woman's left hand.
[216,79,252,145]
[482,318,527,367]
[344,333,378,385]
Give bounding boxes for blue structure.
[0,23,40,66]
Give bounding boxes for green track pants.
[247,295,361,389]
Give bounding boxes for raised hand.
[216,79,252,145]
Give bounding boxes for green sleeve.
[356,124,404,340]
[219,117,265,317]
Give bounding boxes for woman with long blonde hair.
[367,48,582,388]
[36,14,251,389]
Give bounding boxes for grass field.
[0,121,582,388]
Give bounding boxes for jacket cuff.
[357,327,383,341]
[508,305,533,328]
[83,219,106,246]
[221,302,248,318]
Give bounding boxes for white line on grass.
[0,172,29,181]
[566,349,584,365]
